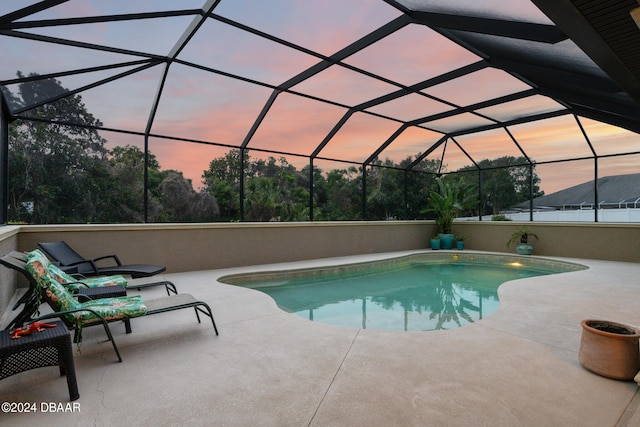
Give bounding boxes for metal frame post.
[0,93,9,225]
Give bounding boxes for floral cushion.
[72,296,147,325]
[26,250,81,312]
[26,249,147,325]
[26,249,52,270]
[26,248,128,291]
[47,263,129,292]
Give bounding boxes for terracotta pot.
[579,319,640,380]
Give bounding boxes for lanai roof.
[1,0,640,182]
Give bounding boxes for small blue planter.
[516,243,533,255]
[430,239,440,250]
[457,241,465,250]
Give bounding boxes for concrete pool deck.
[1,250,640,426]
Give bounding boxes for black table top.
[1,321,70,350]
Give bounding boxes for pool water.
[223,254,585,331]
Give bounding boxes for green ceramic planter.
[430,239,440,250]
[438,233,455,249]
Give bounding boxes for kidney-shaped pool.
[220,252,587,331]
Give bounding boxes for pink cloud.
[475,95,564,122]
[319,112,400,162]
[509,116,594,163]
[344,23,480,86]
[292,64,398,107]
[378,126,444,164]
[366,93,452,122]
[150,138,230,189]
[248,92,348,155]
[579,118,640,157]
[599,155,640,180]
[536,160,595,195]
[179,19,320,86]
[455,128,524,161]
[425,68,531,107]
[215,0,401,56]
[151,65,274,145]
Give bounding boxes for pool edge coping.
[218,250,589,286]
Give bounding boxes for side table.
[0,321,79,401]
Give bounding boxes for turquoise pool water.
[222,253,586,331]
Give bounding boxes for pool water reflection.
[223,254,585,331]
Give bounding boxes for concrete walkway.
[1,251,640,426]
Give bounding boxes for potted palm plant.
[506,225,538,255]
[427,178,478,249]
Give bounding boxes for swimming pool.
[220,252,587,331]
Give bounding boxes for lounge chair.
[24,250,218,362]
[0,252,43,329]
[1,251,178,330]
[39,254,178,295]
[38,241,166,278]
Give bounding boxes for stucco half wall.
[3,221,640,319]
[9,220,640,273]
[15,221,435,273]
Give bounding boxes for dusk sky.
[1,0,639,194]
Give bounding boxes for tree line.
[5,72,542,224]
